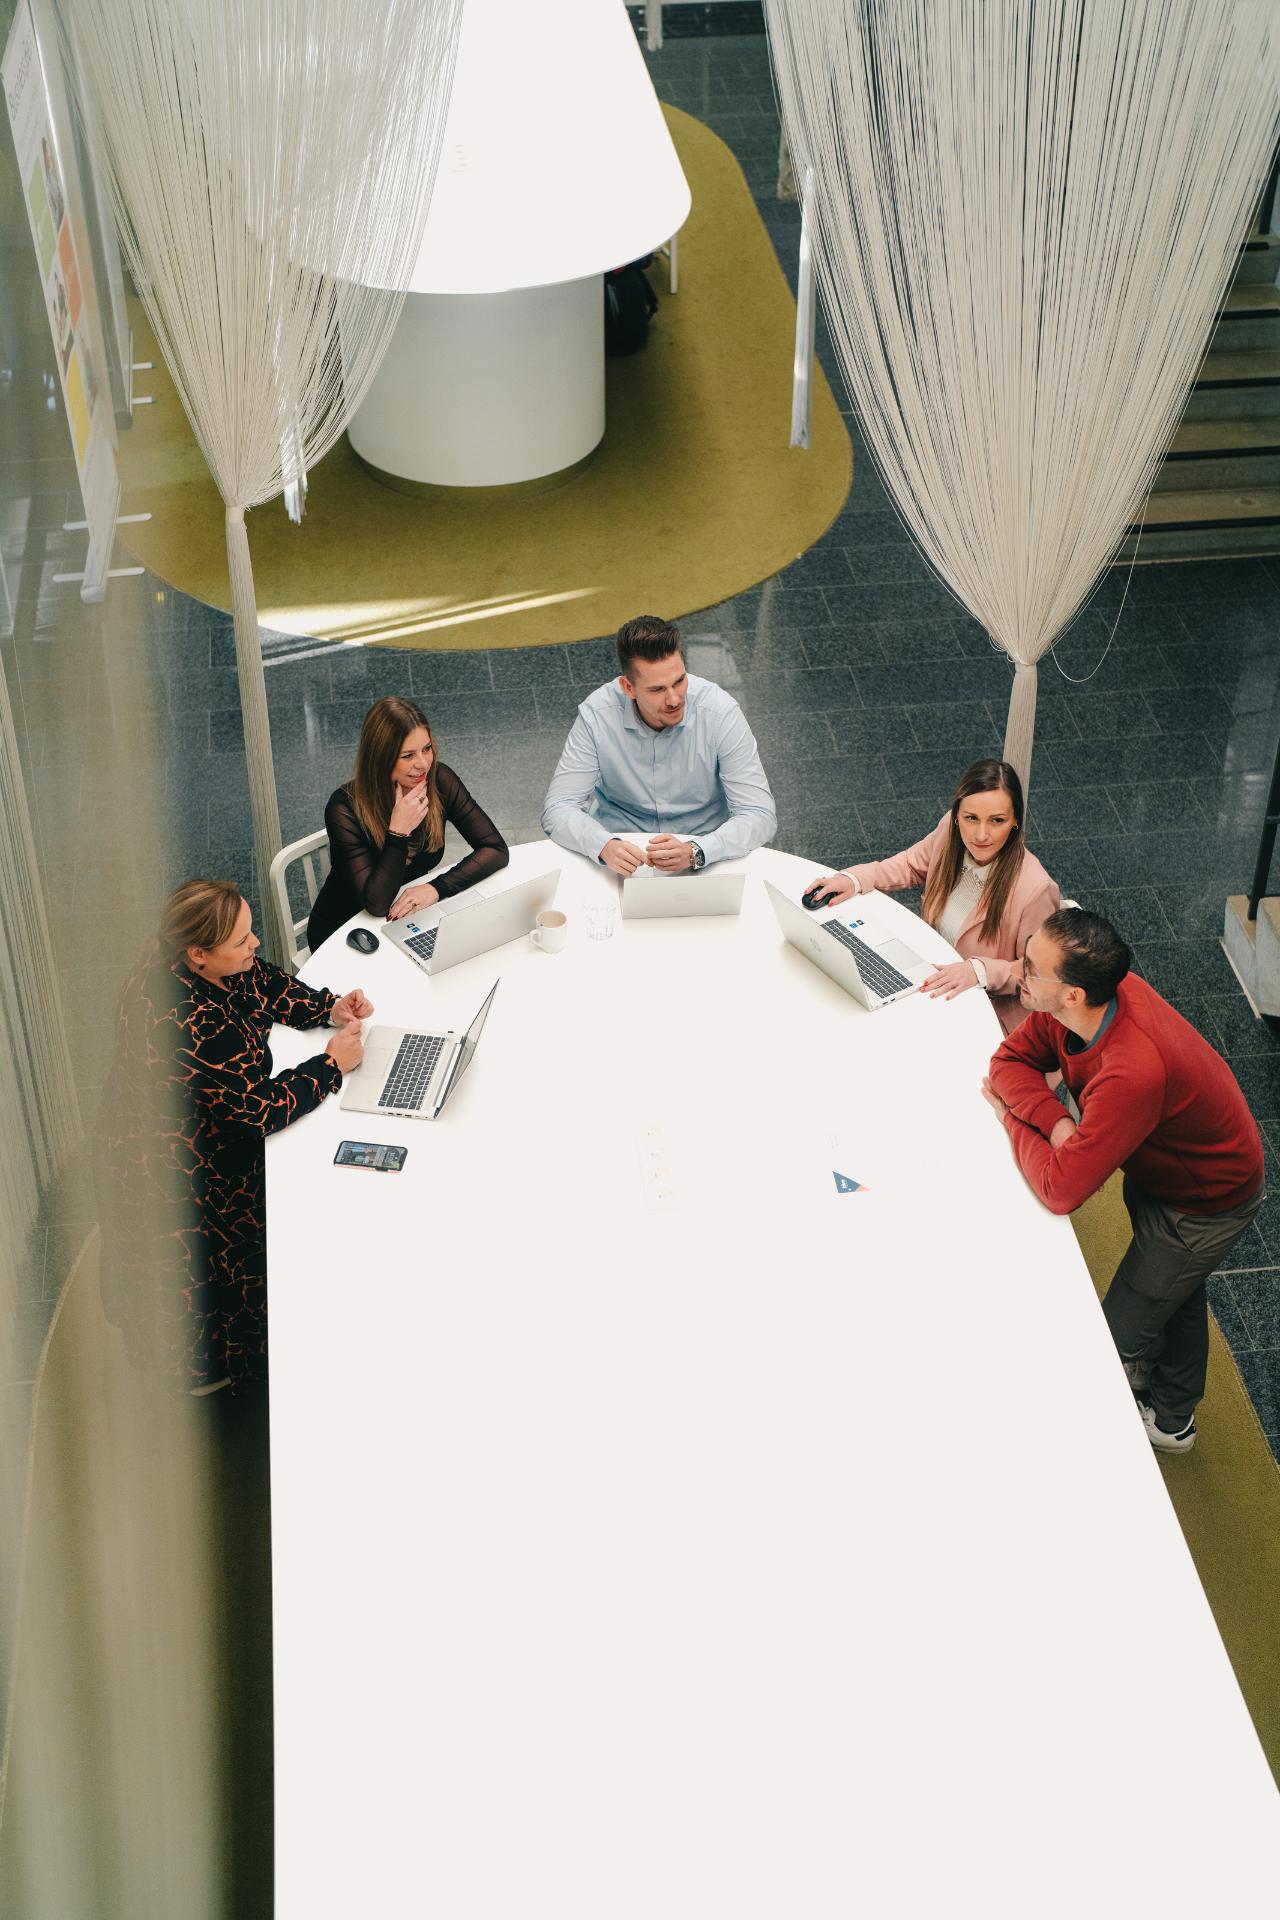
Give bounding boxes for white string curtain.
[59,0,463,956]
[764,0,1280,793]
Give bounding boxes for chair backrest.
[269,830,331,973]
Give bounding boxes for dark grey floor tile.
[857,794,951,853]
[843,546,943,588]
[773,804,868,864]
[1062,691,1158,741]
[776,545,856,588]
[1228,1277,1280,1353]
[1155,638,1251,688]
[901,700,996,752]
[1082,601,1187,649]
[1201,994,1280,1059]
[734,665,859,712]
[1212,1222,1276,1276]
[768,751,887,805]
[1031,836,1104,888]
[826,706,919,755]
[404,649,494,696]
[796,626,889,668]
[1066,885,1174,943]
[564,637,620,685]
[533,686,589,731]
[1208,1277,1255,1354]
[1174,599,1280,651]
[1048,731,1220,787]
[1102,780,1204,833]
[1047,625,1176,692]
[1191,772,1268,835]
[411,689,533,736]
[853,657,1012,708]
[1226,1054,1280,1122]
[1142,685,1238,735]
[1026,786,1123,837]
[733,584,834,628]
[1201,717,1277,776]
[824,580,959,625]
[747,711,836,760]
[868,617,967,663]
[486,646,575,691]
[1129,939,1241,998]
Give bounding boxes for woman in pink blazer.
[808,759,1059,1034]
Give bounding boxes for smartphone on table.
[333,1140,408,1172]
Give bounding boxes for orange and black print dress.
[97,951,341,1392]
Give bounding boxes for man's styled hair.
[616,614,681,677]
[1042,907,1132,1006]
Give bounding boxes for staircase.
[1120,232,1280,561]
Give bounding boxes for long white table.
[268,841,1280,1916]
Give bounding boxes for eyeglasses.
[1021,950,1057,985]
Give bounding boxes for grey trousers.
[1101,1175,1264,1430]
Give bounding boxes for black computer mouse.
[801,885,836,911]
[346,927,380,955]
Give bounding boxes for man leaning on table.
[981,907,1264,1456]
[541,615,776,877]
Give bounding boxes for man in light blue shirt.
[541,616,777,876]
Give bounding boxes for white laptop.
[763,880,930,1010]
[621,870,746,919]
[340,984,498,1121]
[384,870,560,975]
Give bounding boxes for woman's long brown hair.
[347,696,445,856]
[920,759,1026,944]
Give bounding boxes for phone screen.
[334,1140,408,1172]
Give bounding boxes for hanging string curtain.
[764,0,1280,793]
[60,0,463,957]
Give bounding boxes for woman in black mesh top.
[306,695,509,953]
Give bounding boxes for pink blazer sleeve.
[844,817,949,896]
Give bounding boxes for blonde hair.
[157,879,244,964]
[347,695,444,856]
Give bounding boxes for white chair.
[269,830,331,973]
[656,227,679,293]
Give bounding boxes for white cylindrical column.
[347,276,605,489]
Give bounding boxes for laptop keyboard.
[822,921,914,998]
[379,1033,446,1109]
[403,925,438,961]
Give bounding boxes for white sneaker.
[1138,1398,1196,1453]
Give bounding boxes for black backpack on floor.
[605,257,659,355]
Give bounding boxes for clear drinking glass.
[585,903,616,941]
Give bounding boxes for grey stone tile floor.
[2,26,1280,1468]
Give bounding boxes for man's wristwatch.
[689,842,705,871]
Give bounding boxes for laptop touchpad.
[876,937,924,974]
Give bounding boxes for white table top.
[268,841,1280,1917]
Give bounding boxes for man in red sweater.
[982,908,1264,1453]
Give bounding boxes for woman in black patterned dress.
[97,880,369,1393]
[306,694,509,953]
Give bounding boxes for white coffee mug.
[531,908,568,953]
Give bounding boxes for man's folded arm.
[989,1015,1070,1136]
[1003,1068,1163,1215]
[541,714,610,861]
[695,705,777,865]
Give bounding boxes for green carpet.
[1073,1174,1280,1783]
[115,106,852,651]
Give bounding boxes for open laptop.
[384,870,560,975]
[341,983,498,1121]
[763,880,931,1010]
[621,870,746,919]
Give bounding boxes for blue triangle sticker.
[833,1171,864,1194]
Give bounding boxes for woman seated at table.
[96,879,368,1394]
[807,758,1059,1033]
[307,694,509,953]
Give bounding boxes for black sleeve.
[325,788,411,921]
[430,765,510,901]
[174,1002,341,1139]
[255,958,338,1031]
